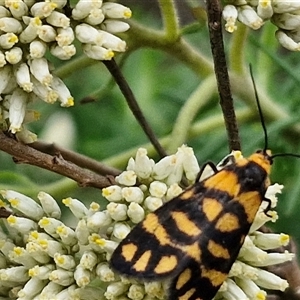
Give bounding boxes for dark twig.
[205,0,241,151]
[0,131,115,189]
[102,59,167,158]
[30,141,121,177]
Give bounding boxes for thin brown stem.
[102,59,167,158]
[0,131,114,189]
[206,0,241,151]
[30,141,121,177]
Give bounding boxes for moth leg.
[195,161,218,182]
[263,197,272,217]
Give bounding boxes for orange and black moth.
[110,149,273,300]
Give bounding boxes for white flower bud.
[14,62,33,92]
[87,210,112,231]
[122,187,144,203]
[153,155,177,180]
[144,281,165,299]
[29,264,55,280]
[102,2,132,19]
[273,0,300,13]
[257,0,273,19]
[54,253,76,270]
[0,50,6,67]
[0,265,29,282]
[8,89,26,132]
[75,23,103,44]
[72,0,101,20]
[127,202,145,223]
[116,170,137,186]
[7,0,29,19]
[0,33,18,49]
[254,268,289,291]
[128,284,145,300]
[224,278,248,300]
[56,27,74,47]
[74,265,91,287]
[19,17,41,43]
[235,277,266,300]
[29,40,47,58]
[166,183,182,200]
[85,8,105,25]
[99,30,127,52]
[31,76,58,104]
[38,191,61,219]
[0,65,12,93]
[38,24,56,42]
[17,277,46,298]
[50,75,74,107]
[223,5,238,33]
[49,269,74,286]
[29,57,53,86]
[133,148,154,179]
[104,282,128,299]
[30,2,57,18]
[46,11,70,28]
[1,190,44,220]
[102,185,123,202]
[101,20,130,33]
[7,215,37,234]
[79,250,97,271]
[0,6,10,18]
[0,17,22,33]
[56,224,77,246]
[62,197,88,219]
[51,0,68,10]
[50,44,76,60]
[5,46,23,64]
[38,217,63,238]
[112,222,131,239]
[107,202,128,221]
[8,247,37,268]
[96,262,115,282]
[238,5,263,30]
[144,196,163,212]
[149,181,167,198]
[75,219,89,245]
[83,43,115,60]
[40,282,63,298]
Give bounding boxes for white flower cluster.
[223,0,300,51]
[0,0,131,138]
[0,146,293,300]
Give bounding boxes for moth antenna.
[249,64,268,152]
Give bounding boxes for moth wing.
[110,184,207,279]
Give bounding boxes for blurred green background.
[1,1,300,252]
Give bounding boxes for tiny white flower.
[0,265,29,282]
[50,44,76,60]
[46,11,70,28]
[56,27,75,47]
[29,57,53,86]
[1,189,44,220]
[6,215,37,234]
[56,224,77,246]
[50,75,74,107]
[5,46,23,64]
[29,40,47,58]
[37,191,61,219]
[122,187,144,203]
[83,43,115,60]
[75,23,103,44]
[128,284,145,300]
[39,281,63,298]
[85,8,105,25]
[87,210,112,232]
[107,202,128,221]
[79,250,98,271]
[166,183,183,200]
[144,196,163,212]
[19,17,41,43]
[101,20,130,33]
[101,2,132,19]
[75,219,90,245]
[238,5,264,30]
[112,222,131,240]
[6,0,29,19]
[49,269,74,286]
[273,0,300,13]
[17,277,46,298]
[104,281,128,299]
[96,262,115,282]
[62,197,88,219]
[37,24,57,42]
[257,0,273,19]
[132,148,155,179]
[0,65,12,93]
[0,17,22,33]
[74,265,91,287]
[116,170,137,186]
[14,62,33,92]
[102,185,123,202]
[149,181,167,198]
[254,268,289,291]
[0,32,18,49]
[31,76,58,104]
[223,5,238,33]
[127,202,145,223]
[38,217,63,238]
[30,2,57,18]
